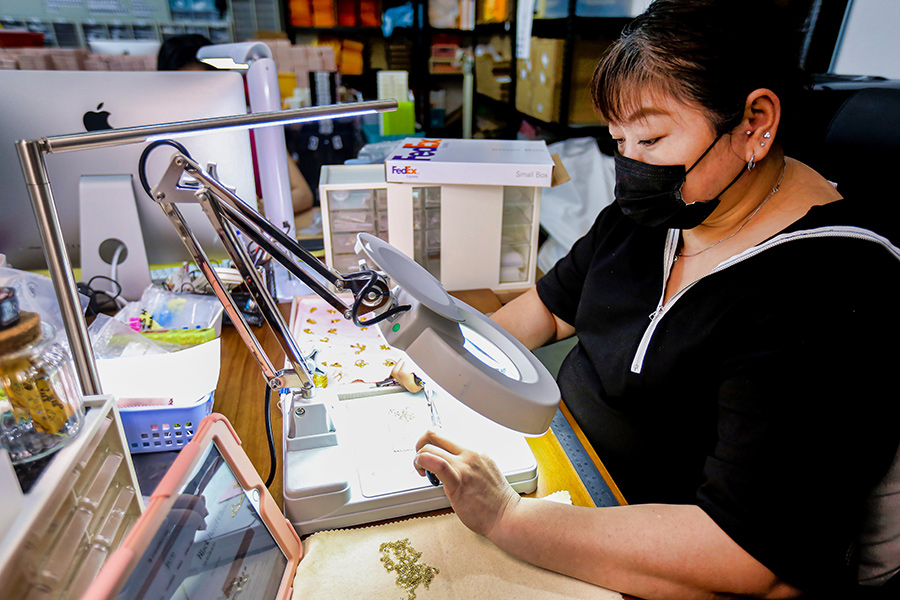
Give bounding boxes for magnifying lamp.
[356,234,559,434]
[16,98,560,437]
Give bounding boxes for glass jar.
[0,313,84,463]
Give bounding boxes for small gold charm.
[306,318,316,324]
[354,359,368,368]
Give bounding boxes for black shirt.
[536,198,900,594]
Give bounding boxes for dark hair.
[591,0,807,136]
[157,34,214,71]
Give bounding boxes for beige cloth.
[292,508,623,600]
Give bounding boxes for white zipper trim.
[630,226,900,374]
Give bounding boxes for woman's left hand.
[414,429,521,539]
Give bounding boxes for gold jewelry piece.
[379,538,440,600]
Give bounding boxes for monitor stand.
[79,175,151,302]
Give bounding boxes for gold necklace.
[677,160,787,259]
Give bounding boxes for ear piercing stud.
[760,131,771,147]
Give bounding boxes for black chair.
[787,81,900,203]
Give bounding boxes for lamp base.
[282,385,538,536]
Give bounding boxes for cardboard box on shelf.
[475,52,511,102]
[478,0,510,23]
[514,38,611,125]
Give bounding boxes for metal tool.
[422,383,442,486]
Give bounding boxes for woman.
[414,1,900,598]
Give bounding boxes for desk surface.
[212,290,624,512]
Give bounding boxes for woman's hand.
[414,429,521,539]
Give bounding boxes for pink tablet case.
[80,414,302,600]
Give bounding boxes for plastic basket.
[119,392,214,454]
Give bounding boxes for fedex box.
[384,138,554,187]
[319,159,547,293]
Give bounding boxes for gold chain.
[379,538,440,600]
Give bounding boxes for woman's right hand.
[414,429,521,539]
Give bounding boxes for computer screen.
[87,39,162,56]
[0,70,256,271]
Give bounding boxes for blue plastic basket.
[119,392,214,454]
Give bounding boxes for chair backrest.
[787,83,900,202]
[785,81,900,589]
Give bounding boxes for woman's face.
[607,92,743,205]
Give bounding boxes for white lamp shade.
[356,233,560,435]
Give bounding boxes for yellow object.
[381,101,416,135]
[278,72,298,105]
[141,327,216,346]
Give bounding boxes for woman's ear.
[736,88,781,163]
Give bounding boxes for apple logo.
[83,103,112,132]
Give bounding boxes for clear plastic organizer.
[118,392,214,454]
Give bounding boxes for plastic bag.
[382,2,414,36]
[0,267,89,339]
[115,286,224,334]
[88,314,180,359]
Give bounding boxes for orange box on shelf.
[341,39,365,75]
[337,0,357,26]
[312,0,336,27]
[290,0,313,26]
[360,0,380,26]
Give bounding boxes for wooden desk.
[213,291,624,512]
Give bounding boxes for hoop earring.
[748,153,756,171]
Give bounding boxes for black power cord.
[138,139,193,199]
[264,383,277,488]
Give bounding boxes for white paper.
[96,338,221,407]
[516,0,536,60]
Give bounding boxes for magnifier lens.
[459,323,520,381]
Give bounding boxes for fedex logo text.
[391,166,418,175]
[391,138,443,161]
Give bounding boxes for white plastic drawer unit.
[319,164,543,292]
[0,395,143,600]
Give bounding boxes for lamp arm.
[151,152,400,397]
[179,158,352,314]
[15,100,397,398]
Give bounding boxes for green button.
[392,323,400,332]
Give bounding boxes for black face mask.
[614,134,745,230]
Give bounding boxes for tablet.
[82,414,301,600]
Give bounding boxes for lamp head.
[197,42,273,70]
[355,234,560,435]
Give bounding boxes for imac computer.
[0,70,256,293]
[87,40,162,56]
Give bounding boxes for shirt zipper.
[630,226,900,374]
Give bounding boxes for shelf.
[289,25,383,35]
[531,16,631,39]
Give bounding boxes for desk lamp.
[195,42,295,239]
[16,103,560,503]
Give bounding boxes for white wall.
[831,0,900,78]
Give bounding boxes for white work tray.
[282,295,538,535]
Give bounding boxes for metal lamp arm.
[150,151,400,398]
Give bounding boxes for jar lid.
[0,311,41,356]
